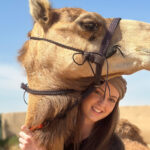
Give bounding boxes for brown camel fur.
[116,119,147,146]
[122,139,149,150]
[18,0,150,149]
[116,119,150,150]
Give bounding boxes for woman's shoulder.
[64,143,73,150]
[109,133,125,150]
[64,138,88,150]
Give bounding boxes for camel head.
[18,0,150,128]
[18,0,150,87]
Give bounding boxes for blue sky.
[0,0,150,113]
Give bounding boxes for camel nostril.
[105,47,117,58]
[105,45,123,58]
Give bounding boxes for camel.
[18,0,150,149]
[116,119,150,150]
[118,119,150,150]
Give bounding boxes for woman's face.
[81,82,119,123]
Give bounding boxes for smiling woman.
[67,76,127,150]
[19,76,127,150]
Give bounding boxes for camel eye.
[79,21,99,31]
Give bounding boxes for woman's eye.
[94,90,99,95]
[109,98,116,103]
[94,90,103,96]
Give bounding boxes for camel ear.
[29,0,52,26]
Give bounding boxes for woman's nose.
[97,96,105,104]
[96,99,106,112]
[97,97,106,106]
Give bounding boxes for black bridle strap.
[30,37,84,54]
[100,18,121,55]
[21,83,77,96]
[30,37,106,67]
[95,18,121,84]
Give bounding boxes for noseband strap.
[29,37,105,66]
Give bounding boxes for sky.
[0,0,150,113]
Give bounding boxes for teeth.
[93,106,101,113]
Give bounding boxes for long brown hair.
[72,101,119,150]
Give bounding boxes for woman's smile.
[92,106,103,114]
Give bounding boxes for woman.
[19,76,127,150]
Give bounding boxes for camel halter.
[21,18,122,130]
